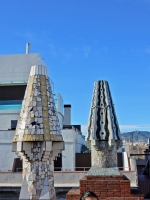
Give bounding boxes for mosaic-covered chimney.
[86,80,122,168]
[12,65,64,200]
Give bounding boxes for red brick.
[101,193,107,197]
[66,175,144,200]
[107,192,114,196]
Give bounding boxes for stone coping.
[86,166,121,176]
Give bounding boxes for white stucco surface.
[121,171,138,187]
[122,144,130,157]
[62,141,75,170]
[130,157,138,187]
[55,172,85,187]
[61,128,85,171]
[130,157,137,171]
[0,172,86,187]
[0,130,17,171]
[0,54,45,82]
[122,152,129,171]
[0,110,20,130]
[0,171,137,187]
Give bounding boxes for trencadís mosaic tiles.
[13,73,63,142]
[12,65,64,200]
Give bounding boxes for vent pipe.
[26,43,30,54]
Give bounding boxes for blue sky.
[0,0,150,134]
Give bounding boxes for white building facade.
[0,52,85,172]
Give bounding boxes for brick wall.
[66,175,144,200]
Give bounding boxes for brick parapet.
[66,175,144,200]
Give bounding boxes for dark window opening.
[11,120,18,130]
[54,153,62,171]
[12,158,22,172]
[0,85,26,100]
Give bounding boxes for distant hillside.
[121,131,150,143]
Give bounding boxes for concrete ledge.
[0,171,137,187]
[0,110,20,114]
[0,172,86,187]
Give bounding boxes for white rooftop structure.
[0,54,45,83]
[0,52,85,173]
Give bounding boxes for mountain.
[121,131,150,143]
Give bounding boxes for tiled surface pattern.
[66,174,144,200]
[85,80,122,167]
[13,74,63,142]
[86,80,122,146]
[12,65,64,200]
[20,142,56,200]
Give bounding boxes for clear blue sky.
[0,0,150,134]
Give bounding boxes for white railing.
[0,166,133,173]
[58,167,90,171]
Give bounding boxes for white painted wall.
[118,145,130,171]
[0,171,137,187]
[130,156,137,171]
[0,130,17,171]
[0,54,45,82]
[62,141,75,171]
[0,110,20,130]
[62,129,76,171]
[122,144,130,157]
[122,152,129,171]
[130,156,138,186]
[61,128,85,170]
[0,172,86,187]
[121,171,138,187]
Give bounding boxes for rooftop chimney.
[63,105,71,125]
[26,43,30,54]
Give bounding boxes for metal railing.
[55,167,91,171]
[54,167,133,171]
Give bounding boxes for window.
[11,120,18,130]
